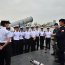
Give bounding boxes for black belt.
[0,43,5,46]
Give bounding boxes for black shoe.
[51,53,55,55]
[45,52,47,53]
[54,60,60,63]
[59,63,64,65]
[45,51,47,53]
[40,48,43,50]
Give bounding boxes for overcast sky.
[0,0,65,24]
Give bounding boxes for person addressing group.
[0,20,12,65]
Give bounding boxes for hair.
[1,20,10,26]
[59,19,65,24]
[47,28,50,29]
[54,23,58,26]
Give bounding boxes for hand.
[52,33,56,36]
[0,46,3,50]
[5,41,8,44]
[33,38,36,40]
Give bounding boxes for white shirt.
[24,31,31,39]
[45,31,52,38]
[19,31,24,39]
[13,31,20,40]
[7,30,14,42]
[0,27,11,43]
[35,30,40,37]
[30,30,36,38]
[10,31,14,37]
[39,31,45,36]
[7,31,13,38]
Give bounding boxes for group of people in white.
[9,25,52,55]
[0,19,65,65]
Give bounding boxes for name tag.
[61,30,64,32]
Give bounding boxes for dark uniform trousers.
[24,39,30,52]
[57,41,65,65]
[36,37,39,50]
[30,37,36,51]
[0,43,12,65]
[56,26,65,65]
[40,36,45,49]
[45,38,51,49]
[13,40,19,55]
[19,39,24,54]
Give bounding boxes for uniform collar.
[0,26,6,30]
[61,24,65,27]
[47,31,50,32]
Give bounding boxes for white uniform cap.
[13,25,19,28]
[40,27,43,29]
[26,26,29,28]
[35,25,39,28]
[20,27,23,29]
[31,25,35,28]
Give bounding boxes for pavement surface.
[11,48,59,65]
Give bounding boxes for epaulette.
[64,26,65,27]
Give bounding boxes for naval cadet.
[0,20,12,65]
[45,28,52,52]
[19,27,24,54]
[30,26,36,51]
[13,25,20,55]
[55,19,65,65]
[39,27,45,50]
[24,26,31,52]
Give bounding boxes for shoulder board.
[64,26,65,27]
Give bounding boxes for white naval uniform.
[0,27,12,43]
[30,30,36,51]
[0,27,12,65]
[19,31,24,40]
[24,31,31,52]
[39,31,45,49]
[12,31,20,55]
[7,30,13,42]
[45,31,52,38]
[24,31,31,39]
[30,30,36,39]
[39,31,45,36]
[35,30,40,37]
[45,31,52,49]
[13,31,20,40]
